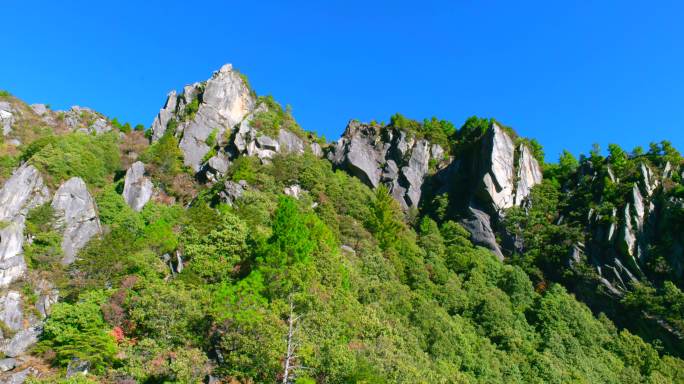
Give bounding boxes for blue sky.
[2,0,683,161]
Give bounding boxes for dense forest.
[0,65,682,383]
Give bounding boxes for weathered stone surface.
[51,177,101,265]
[0,291,23,332]
[480,123,517,212]
[205,153,231,182]
[30,103,48,116]
[122,161,153,212]
[278,129,305,154]
[0,102,15,136]
[329,121,444,210]
[0,165,50,288]
[514,143,543,206]
[220,180,247,206]
[151,90,178,142]
[284,185,303,199]
[401,139,431,207]
[1,326,40,357]
[310,142,324,158]
[619,203,636,258]
[640,162,658,196]
[178,64,256,171]
[0,357,16,372]
[460,206,504,261]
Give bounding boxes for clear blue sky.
[2,0,683,161]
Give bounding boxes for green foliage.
[367,185,405,250]
[139,129,188,195]
[37,291,117,372]
[181,211,249,284]
[134,123,145,131]
[458,115,491,143]
[182,97,200,121]
[24,203,63,268]
[26,132,120,186]
[251,95,306,139]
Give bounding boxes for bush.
[37,291,117,373]
[28,132,120,186]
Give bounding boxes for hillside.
[0,66,682,383]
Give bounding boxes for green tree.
[367,185,404,250]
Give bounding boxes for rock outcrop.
[122,161,153,212]
[51,177,101,265]
[151,64,256,172]
[0,165,51,287]
[150,64,316,181]
[0,102,15,136]
[329,121,445,209]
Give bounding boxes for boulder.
[0,102,14,136]
[460,206,504,261]
[284,185,303,199]
[0,291,23,332]
[178,64,256,171]
[278,129,305,154]
[514,143,543,206]
[220,180,247,206]
[0,165,50,288]
[310,142,324,158]
[1,326,40,357]
[51,177,101,265]
[30,103,48,116]
[0,358,16,372]
[480,123,517,212]
[122,161,153,212]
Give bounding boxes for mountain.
[0,66,682,383]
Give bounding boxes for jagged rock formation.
[580,161,669,295]
[329,120,446,209]
[51,177,101,265]
[122,161,153,212]
[329,120,543,258]
[150,63,318,181]
[151,64,256,172]
[0,102,15,136]
[0,165,51,287]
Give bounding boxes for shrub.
[37,291,117,373]
[28,132,120,186]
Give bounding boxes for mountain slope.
[0,66,681,383]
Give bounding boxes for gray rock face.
[480,123,517,211]
[278,129,305,154]
[0,165,51,288]
[2,367,37,384]
[0,291,23,332]
[1,326,40,357]
[220,180,248,206]
[0,102,14,136]
[151,90,178,141]
[284,184,303,199]
[460,207,504,261]
[514,143,543,206]
[122,161,153,212]
[30,103,48,116]
[62,106,112,134]
[0,358,16,372]
[177,64,256,171]
[329,121,445,209]
[51,177,101,265]
[310,142,324,158]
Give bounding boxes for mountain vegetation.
[0,64,682,383]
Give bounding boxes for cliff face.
[329,120,544,259]
[574,160,682,296]
[328,120,446,210]
[149,64,322,181]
